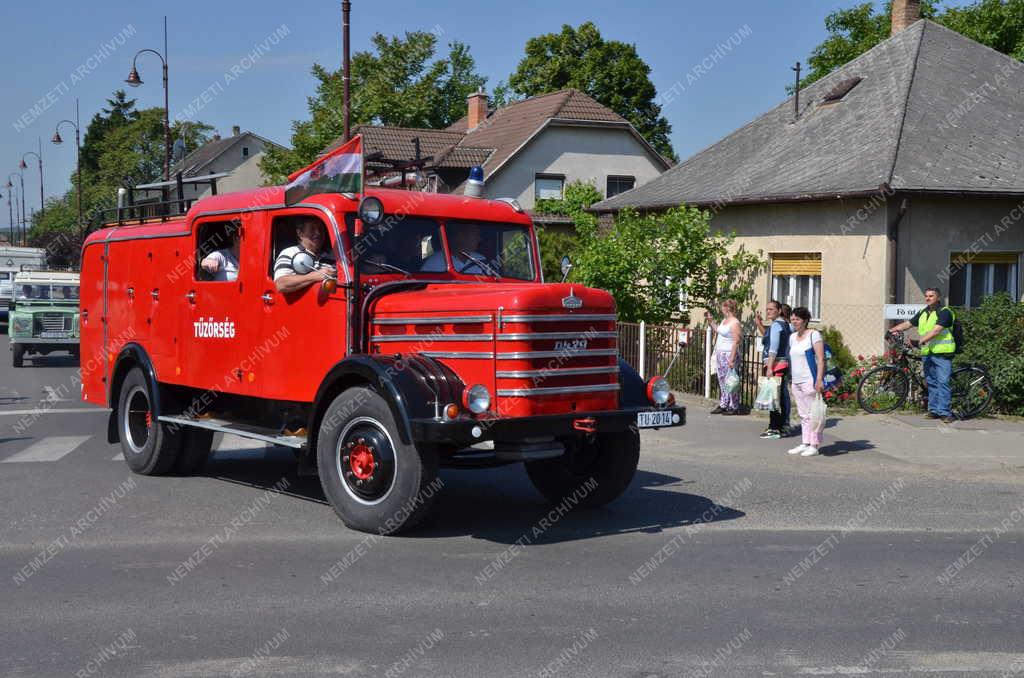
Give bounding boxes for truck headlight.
[646,376,671,405]
[11,316,31,335]
[462,384,490,414]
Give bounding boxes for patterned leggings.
[716,350,740,410]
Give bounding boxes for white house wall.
[485,126,665,210]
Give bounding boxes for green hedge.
[954,294,1024,416]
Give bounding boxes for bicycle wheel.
[951,366,993,419]
[857,365,910,414]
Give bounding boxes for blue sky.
[1,0,893,211]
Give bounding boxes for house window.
[948,252,1019,308]
[606,175,635,198]
[242,146,250,158]
[771,253,822,320]
[534,174,564,200]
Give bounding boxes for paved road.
[1,334,1022,677]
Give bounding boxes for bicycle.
[856,331,993,419]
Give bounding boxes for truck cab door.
[253,209,349,403]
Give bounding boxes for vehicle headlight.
[646,376,671,405]
[11,316,31,334]
[358,196,384,226]
[462,384,491,414]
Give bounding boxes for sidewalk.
[653,393,1024,475]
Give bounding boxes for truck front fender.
[309,354,464,449]
[618,358,649,408]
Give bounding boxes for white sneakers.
[787,444,807,455]
[788,444,820,457]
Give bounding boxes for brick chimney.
[891,0,921,35]
[232,125,241,137]
[467,88,488,130]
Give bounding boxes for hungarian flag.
[284,135,363,205]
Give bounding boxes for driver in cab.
[421,223,489,275]
[274,217,337,293]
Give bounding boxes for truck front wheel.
[317,386,438,535]
[117,367,182,475]
[525,429,640,508]
[12,345,24,368]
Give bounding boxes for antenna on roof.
[792,62,802,120]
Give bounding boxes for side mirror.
[291,251,316,275]
[560,255,572,283]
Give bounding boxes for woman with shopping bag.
[786,306,826,457]
[705,300,742,415]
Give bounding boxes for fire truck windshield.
[356,216,535,281]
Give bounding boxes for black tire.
[317,386,438,534]
[174,428,215,475]
[117,367,182,475]
[951,366,994,420]
[857,365,910,414]
[12,345,24,368]
[525,429,640,508]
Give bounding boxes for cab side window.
[269,214,337,280]
[195,220,241,283]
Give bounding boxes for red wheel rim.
[349,444,376,480]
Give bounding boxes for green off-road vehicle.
[9,271,80,367]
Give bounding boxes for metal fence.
[618,322,763,409]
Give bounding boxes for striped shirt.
[273,245,336,281]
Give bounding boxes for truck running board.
[157,415,308,449]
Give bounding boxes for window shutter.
[950,252,1019,265]
[771,253,822,277]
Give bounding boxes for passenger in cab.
[274,217,337,293]
[421,223,488,274]
[200,225,241,282]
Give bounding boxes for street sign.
[884,303,925,320]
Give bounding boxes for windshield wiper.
[458,250,501,279]
[371,261,412,278]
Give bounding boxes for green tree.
[533,180,604,281]
[571,206,765,324]
[81,90,139,173]
[797,0,1021,90]
[503,22,674,160]
[262,33,486,182]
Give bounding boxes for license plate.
[637,410,674,428]
[40,331,69,338]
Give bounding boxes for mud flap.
[107,409,120,445]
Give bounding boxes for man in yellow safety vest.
[889,287,956,423]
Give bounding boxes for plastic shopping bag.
[810,393,827,434]
[754,377,780,411]
[723,369,741,394]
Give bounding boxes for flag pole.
[342,0,351,143]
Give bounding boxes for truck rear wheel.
[12,345,24,368]
[118,367,182,475]
[525,429,640,508]
[317,386,438,535]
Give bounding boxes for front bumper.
[411,405,685,448]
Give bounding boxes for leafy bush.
[954,294,1024,416]
[816,325,856,371]
[536,227,579,282]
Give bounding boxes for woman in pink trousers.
[787,306,825,457]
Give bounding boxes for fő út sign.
[884,304,925,320]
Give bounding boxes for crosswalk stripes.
[2,435,91,463]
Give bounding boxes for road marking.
[0,407,108,417]
[2,435,91,463]
[111,452,125,461]
[216,435,269,452]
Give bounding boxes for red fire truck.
[80,182,684,533]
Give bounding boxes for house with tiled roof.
[324,89,671,225]
[592,4,1024,355]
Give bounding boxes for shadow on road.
[201,448,746,542]
[823,439,876,456]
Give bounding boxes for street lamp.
[20,139,45,214]
[126,16,171,181]
[6,176,22,246]
[52,97,84,251]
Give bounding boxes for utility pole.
[342,0,351,142]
